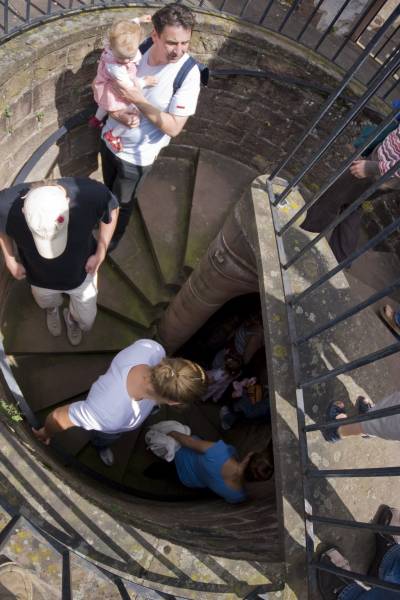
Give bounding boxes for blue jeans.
[91,431,121,449]
[339,545,400,599]
[395,311,400,328]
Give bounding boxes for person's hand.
[6,257,26,280]
[85,248,105,275]
[350,159,368,179]
[143,76,158,88]
[32,427,51,445]
[138,14,152,23]
[113,79,145,105]
[124,113,140,128]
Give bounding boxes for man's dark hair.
[152,3,195,35]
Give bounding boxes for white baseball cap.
[23,185,70,259]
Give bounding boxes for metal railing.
[1,0,399,102]
[266,4,400,594]
[0,496,162,600]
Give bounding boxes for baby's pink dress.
[93,47,141,112]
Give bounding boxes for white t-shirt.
[102,50,201,166]
[68,339,166,433]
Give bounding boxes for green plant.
[3,106,12,119]
[36,111,44,123]
[0,400,23,422]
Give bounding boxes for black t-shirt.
[0,177,119,290]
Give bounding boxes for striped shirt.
[377,124,400,178]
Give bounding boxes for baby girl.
[90,15,156,152]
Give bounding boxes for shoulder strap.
[173,57,209,94]
[138,41,209,93]
[138,36,153,55]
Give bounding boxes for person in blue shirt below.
[152,432,273,503]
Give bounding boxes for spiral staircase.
[1,144,264,500]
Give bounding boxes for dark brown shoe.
[368,505,400,578]
[317,547,351,599]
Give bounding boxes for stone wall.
[0,7,375,185]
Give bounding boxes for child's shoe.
[88,115,103,129]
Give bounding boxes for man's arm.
[112,80,189,137]
[32,404,75,445]
[85,206,119,275]
[0,232,26,279]
[168,431,214,453]
[350,159,380,179]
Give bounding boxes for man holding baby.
[96,3,201,249]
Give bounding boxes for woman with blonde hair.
[33,339,207,466]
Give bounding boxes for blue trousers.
[339,545,400,599]
[91,431,121,449]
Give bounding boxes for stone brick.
[67,39,97,66]
[68,124,99,157]
[6,91,32,129]
[32,77,58,113]
[0,69,33,110]
[33,48,69,80]
[217,39,260,66]
[58,154,99,178]
[213,91,249,112]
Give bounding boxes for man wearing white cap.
[0,178,119,345]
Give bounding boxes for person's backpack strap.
[138,37,209,92]
[138,37,153,55]
[173,56,209,94]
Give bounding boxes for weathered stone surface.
[183,149,258,272]
[98,260,158,329]
[137,156,195,287]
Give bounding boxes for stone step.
[9,353,114,413]
[167,400,221,441]
[51,427,92,460]
[108,203,173,307]
[2,280,138,354]
[183,149,257,272]
[98,260,159,330]
[76,428,142,485]
[138,156,195,287]
[159,143,199,163]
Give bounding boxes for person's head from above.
[150,358,207,406]
[109,20,141,64]
[22,181,69,260]
[151,3,195,64]
[224,349,243,376]
[243,447,274,482]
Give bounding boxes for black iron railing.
[266,3,400,594]
[0,496,152,600]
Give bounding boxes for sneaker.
[63,309,82,346]
[46,307,61,336]
[98,447,114,467]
